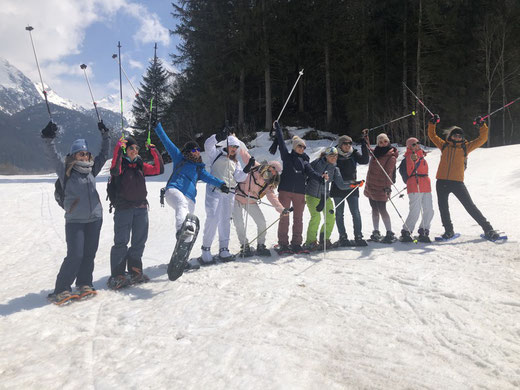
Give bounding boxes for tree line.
[132,0,520,154]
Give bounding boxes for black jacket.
[330,143,369,198]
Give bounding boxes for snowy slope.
[0,132,519,389]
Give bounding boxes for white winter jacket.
[204,134,247,187]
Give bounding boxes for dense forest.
[134,0,520,150]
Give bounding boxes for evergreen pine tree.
[131,43,171,158]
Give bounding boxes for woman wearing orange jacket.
[427,115,499,240]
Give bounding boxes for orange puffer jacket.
[428,123,488,182]
[403,148,431,193]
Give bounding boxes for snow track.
[0,141,519,388]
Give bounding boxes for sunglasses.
[77,151,90,157]
[411,143,419,147]
[127,145,140,151]
[297,144,306,150]
[191,147,201,153]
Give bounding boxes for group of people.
[41,114,499,305]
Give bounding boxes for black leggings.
[436,179,492,233]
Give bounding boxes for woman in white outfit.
[200,131,247,264]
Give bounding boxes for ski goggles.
[76,151,91,157]
[191,147,201,153]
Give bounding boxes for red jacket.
[403,148,431,193]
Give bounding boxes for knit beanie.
[376,133,390,144]
[338,135,353,146]
[445,126,464,140]
[125,136,137,148]
[69,139,88,155]
[292,136,306,150]
[406,137,419,149]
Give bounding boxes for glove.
[215,126,230,142]
[429,114,440,124]
[97,121,109,134]
[220,183,230,194]
[269,138,279,155]
[282,208,290,216]
[383,187,392,195]
[316,197,325,212]
[273,120,281,132]
[146,141,156,149]
[41,121,57,139]
[473,116,485,126]
[243,156,255,173]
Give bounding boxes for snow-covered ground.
[1,129,519,389]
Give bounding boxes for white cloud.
[124,4,171,46]
[128,59,144,70]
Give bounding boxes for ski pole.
[79,64,101,122]
[146,97,154,150]
[474,96,520,124]
[323,177,327,257]
[402,82,438,122]
[333,180,365,211]
[248,207,294,246]
[390,186,407,200]
[111,54,150,115]
[25,26,52,121]
[276,69,304,122]
[387,193,417,244]
[242,173,253,257]
[115,42,125,142]
[367,111,416,133]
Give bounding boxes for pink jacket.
[236,164,284,213]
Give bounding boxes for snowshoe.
[274,244,293,255]
[184,260,200,270]
[107,274,132,290]
[369,230,383,242]
[239,244,255,258]
[290,244,309,254]
[129,268,150,285]
[196,256,217,266]
[481,230,507,242]
[256,244,271,257]
[434,232,460,242]
[47,290,80,306]
[399,229,414,243]
[336,235,352,247]
[303,241,320,252]
[380,231,397,244]
[77,285,97,300]
[167,214,200,281]
[318,239,335,250]
[218,247,236,262]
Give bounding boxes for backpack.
[54,177,68,209]
[106,174,121,213]
[398,159,409,183]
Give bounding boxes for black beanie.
[183,141,200,152]
[125,136,137,148]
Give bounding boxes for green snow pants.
[305,195,335,244]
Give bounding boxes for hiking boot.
[370,230,382,242]
[256,244,271,257]
[47,290,80,305]
[107,274,131,290]
[484,229,500,241]
[218,247,235,262]
[417,228,431,243]
[399,229,413,243]
[441,230,455,240]
[381,231,396,243]
[304,241,320,252]
[290,244,307,254]
[129,268,150,285]
[354,235,368,246]
[77,285,97,299]
[318,239,334,250]
[239,243,255,257]
[337,235,351,247]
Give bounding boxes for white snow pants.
[403,192,434,232]
[202,184,234,249]
[232,201,267,246]
[165,187,195,232]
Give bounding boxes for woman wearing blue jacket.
[154,123,227,233]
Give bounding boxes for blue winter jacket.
[154,123,224,202]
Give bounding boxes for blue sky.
[0,0,182,112]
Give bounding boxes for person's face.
[378,138,390,147]
[326,154,338,164]
[228,145,238,156]
[190,147,201,158]
[126,144,140,160]
[409,141,420,151]
[294,144,306,155]
[450,133,463,141]
[340,141,352,153]
[74,151,90,162]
